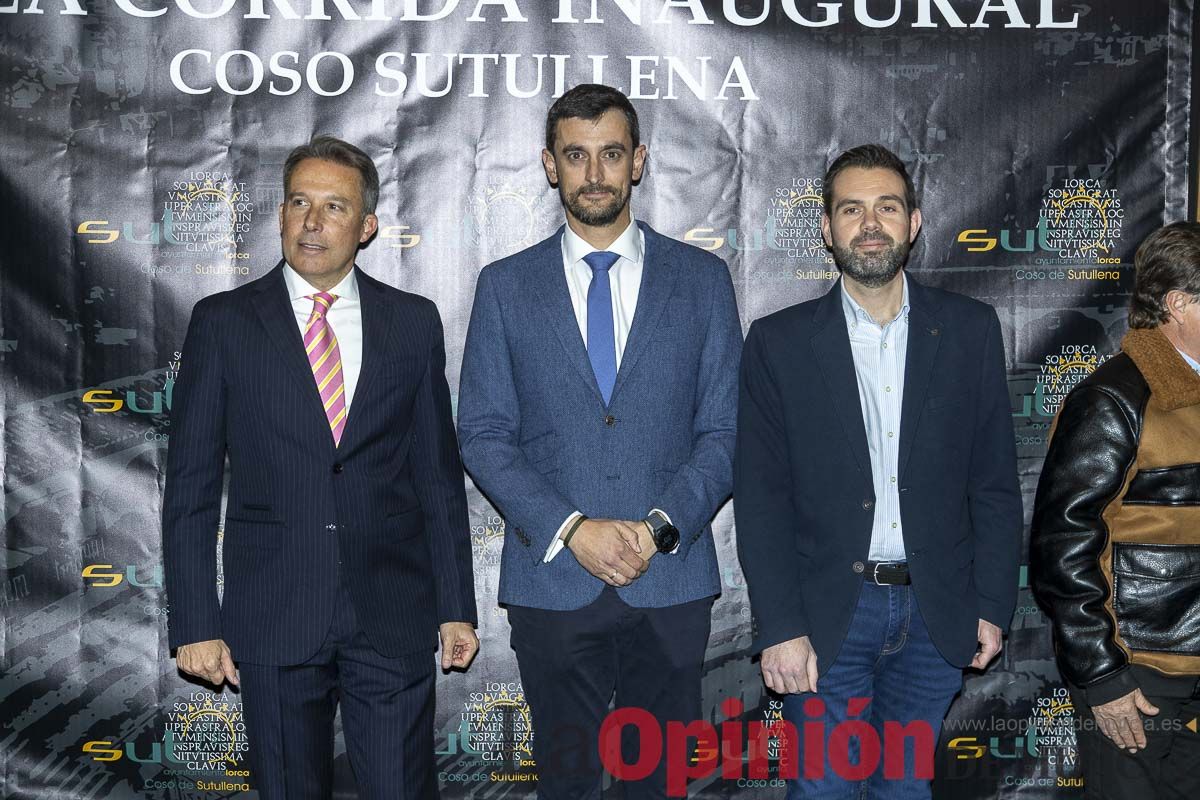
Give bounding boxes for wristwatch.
[644,510,680,554]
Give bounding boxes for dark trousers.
[238,580,437,800]
[506,587,714,799]
[1071,685,1200,799]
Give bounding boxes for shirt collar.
[840,273,910,329]
[283,263,359,303]
[562,218,643,268]
[1175,345,1200,376]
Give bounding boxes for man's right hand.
[761,635,819,694]
[1092,688,1159,752]
[566,518,647,586]
[176,639,239,687]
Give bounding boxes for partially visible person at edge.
[1033,221,1200,799]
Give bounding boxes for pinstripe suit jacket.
[163,262,476,666]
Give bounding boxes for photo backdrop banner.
[1,1,1194,797]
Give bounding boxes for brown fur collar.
[1121,327,1200,410]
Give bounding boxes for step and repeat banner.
[1,1,1194,797]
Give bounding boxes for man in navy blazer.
[162,136,477,799]
[457,84,742,797]
[735,145,1021,798]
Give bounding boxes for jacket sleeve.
[735,319,811,653]
[1031,385,1140,705]
[410,303,478,627]
[653,258,743,558]
[456,265,578,565]
[967,309,1023,632]
[162,298,227,651]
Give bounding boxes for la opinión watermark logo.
[598,697,934,797]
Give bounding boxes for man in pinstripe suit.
[163,136,477,799]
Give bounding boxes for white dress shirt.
[562,218,645,364]
[544,219,672,562]
[283,264,363,410]
[842,275,910,562]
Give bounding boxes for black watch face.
[656,525,680,553]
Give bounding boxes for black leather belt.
[865,561,911,585]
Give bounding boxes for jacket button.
[604,415,616,427]
[862,499,874,510]
[852,561,865,574]
[332,462,344,474]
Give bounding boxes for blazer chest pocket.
[656,298,689,329]
[1112,543,1200,655]
[925,392,968,411]
[373,357,423,391]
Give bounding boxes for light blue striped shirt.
[841,276,910,562]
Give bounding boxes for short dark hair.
[545,84,640,152]
[1129,221,1200,329]
[283,135,380,216]
[823,144,918,214]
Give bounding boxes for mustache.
[852,231,894,246]
[572,183,617,198]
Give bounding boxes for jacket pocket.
[222,517,285,548]
[384,507,425,541]
[1113,543,1200,655]
[522,430,560,474]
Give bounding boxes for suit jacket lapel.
[527,227,605,402]
[253,262,331,436]
[339,267,388,451]
[810,286,872,484]
[611,223,679,403]
[897,279,943,483]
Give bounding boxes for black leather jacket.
[1031,328,1200,705]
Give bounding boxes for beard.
[830,230,911,288]
[561,181,630,227]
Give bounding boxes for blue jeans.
[782,583,962,799]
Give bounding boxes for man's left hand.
[439,622,479,670]
[970,619,1002,669]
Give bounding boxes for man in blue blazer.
[163,136,477,799]
[458,84,742,797]
[735,145,1021,798]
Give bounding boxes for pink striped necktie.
[303,292,347,446]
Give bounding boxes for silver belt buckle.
[873,561,902,584]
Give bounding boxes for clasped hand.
[567,518,654,586]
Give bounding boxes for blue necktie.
[584,250,620,405]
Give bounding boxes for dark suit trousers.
[507,587,714,799]
[1070,678,1200,799]
[238,576,437,800]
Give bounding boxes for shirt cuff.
[544,511,583,562]
[649,508,680,554]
